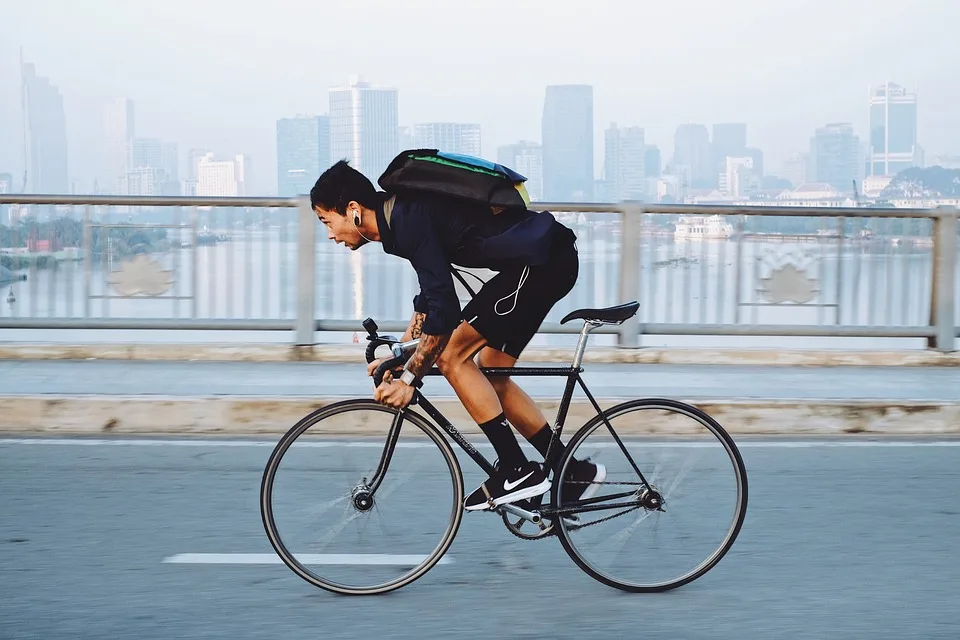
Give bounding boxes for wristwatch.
[399,369,418,387]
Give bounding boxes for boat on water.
[673,215,735,240]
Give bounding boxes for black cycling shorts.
[461,225,579,359]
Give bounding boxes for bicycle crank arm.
[498,503,543,526]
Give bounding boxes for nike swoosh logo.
[504,471,535,491]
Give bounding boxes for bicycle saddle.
[559,301,640,325]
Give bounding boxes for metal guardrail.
[0,194,957,351]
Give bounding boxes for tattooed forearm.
[410,312,426,340]
[405,332,451,379]
[401,312,426,341]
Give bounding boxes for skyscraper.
[329,75,399,183]
[413,123,481,156]
[104,98,135,194]
[673,124,712,188]
[276,115,330,196]
[810,123,861,192]
[644,145,661,178]
[541,84,593,202]
[711,123,748,184]
[604,123,646,202]
[868,81,919,176]
[497,141,543,202]
[123,138,180,196]
[21,61,68,194]
[712,123,747,156]
[196,153,250,197]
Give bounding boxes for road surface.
[2,436,959,639]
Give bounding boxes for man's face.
[315,206,365,250]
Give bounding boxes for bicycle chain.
[502,480,648,540]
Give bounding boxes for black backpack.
[378,149,531,214]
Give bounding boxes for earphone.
[353,208,373,243]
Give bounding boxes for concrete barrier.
[1,343,959,366]
[2,395,958,437]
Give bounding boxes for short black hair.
[310,159,381,215]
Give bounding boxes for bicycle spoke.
[261,400,464,595]
[554,399,748,592]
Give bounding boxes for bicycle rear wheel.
[260,399,464,595]
[553,398,748,592]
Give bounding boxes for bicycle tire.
[260,399,465,595]
[553,398,748,593]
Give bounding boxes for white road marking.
[1,437,960,448]
[162,553,452,565]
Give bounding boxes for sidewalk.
[1,359,959,401]
[1,359,958,437]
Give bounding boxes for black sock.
[478,413,527,469]
[529,424,568,473]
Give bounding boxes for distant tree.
[882,166,960,198]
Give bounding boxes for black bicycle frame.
[364,364,652,510]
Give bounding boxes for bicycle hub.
[639,488,664,511]
[352,487,374,512]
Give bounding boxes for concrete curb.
[0,343,958,367]
[2,395,958,437]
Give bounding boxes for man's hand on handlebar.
[366,358,388,379]
[374,378,415,409]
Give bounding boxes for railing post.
[617,203,642,348]
[295,195,317,346]
[929,206,957,352]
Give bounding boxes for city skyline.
[2,59,943,202]
[2,0,957,196]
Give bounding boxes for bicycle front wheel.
[260,399,464,595]
[554,398,748,592]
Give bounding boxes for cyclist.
[310,160,605,512]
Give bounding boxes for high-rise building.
[161,142,179,184]
[276,115,330,196]
[104,98,135,194]
[712,123,747,156]
[745,147,764,178]
[673,124,712,188]
[497,141,543,202]
[22,61,68,194]
[398,126,415,152]
[711,123,747,181]
[644,145,661,178]
[329,75,399,183]
[781,152,809,187]
[196,153,249,197]
[413,123,481,156]
[131,138,163,170]
[603,123,646,202]
[541,84,593,202]
[868,81,919,176]
[124,138,180,196]
[810,123,861,192]
[719,157,757,197]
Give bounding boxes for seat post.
[572,320,602,369]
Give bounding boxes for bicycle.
[260,300,748,595]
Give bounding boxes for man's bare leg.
[436,321,536,474]
[435,321,502,424]
[476,346,549,439]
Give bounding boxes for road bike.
[260,301,748,595]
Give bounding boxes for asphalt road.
[2,436,959,639]
[2,359,960,401]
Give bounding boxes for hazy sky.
[1,0,958,194]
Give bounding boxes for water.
[0,212,948,350]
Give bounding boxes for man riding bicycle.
[310,159,605,512]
